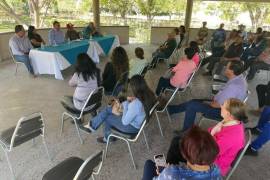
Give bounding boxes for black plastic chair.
[0,112,50,179]
[60,87,104,144]
[42,150,104,180]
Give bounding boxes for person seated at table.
[155,47,196,96]
[80,75,156,143]
[196,21,208,45]
[168,60,247,132]
[246,42,270,80]
[65,23,80,41]
[61,53,101,112]
[246,106,270,156]
[48,21,65,45]
[82,22,101,39]
[9,25,34,75]
[102,46,129,94]
[129,47,148,78]
[211,23,226,57]
[151,32,177,67]
[241,34,267,69]
[209,98,247,176]
[203,35,243,76]
[28,25,45,48]
[142,126,221,180]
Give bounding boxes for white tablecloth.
[29,35,120,80]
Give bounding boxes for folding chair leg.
[104,136,111,158]
[74,119,83,144]
[4,151,15,180]
[142,130,150,150]
[15,63,18,75]
[42,136,51,161]
[166,108,172,123]
[155,112,164,137]
[126,141,136,169]
[91,175,96,180]
[60,113,65,135]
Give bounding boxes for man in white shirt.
[9,25,34,74]
[48,21,65,45]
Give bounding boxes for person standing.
[9,25,35,75]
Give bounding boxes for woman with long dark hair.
[28,25,45,48]
[102,46,129,94]
[61,53,100,111]
[80,75,156,143]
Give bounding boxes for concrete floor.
[0,44,270,180]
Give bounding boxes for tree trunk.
[0,2,27,26]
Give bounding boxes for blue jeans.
[14,55,34,74]
[168,99,221,131]
[155,77,174,96]
[151,51,167,67]
[251,107,270,151]
[90,106,139,140]
[142,160,157,180]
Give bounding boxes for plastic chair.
[9,47,26,75]
[104,102,159,169]
[225,130,252,180]
[42,150,104,180]
[60,87,104,144]
[0,112,50,180]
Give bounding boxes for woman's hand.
[210,122,223,136]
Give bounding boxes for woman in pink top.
[208,98,248,176]
[155,47,196,96]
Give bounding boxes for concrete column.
[184,0,193,44]
[92,0,100,30]
[184,0,193,30]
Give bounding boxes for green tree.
[136,0,163,24]
[101,0,132,19]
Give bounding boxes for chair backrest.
[159,87,180,112]
[112,71,129,96]
[182,70,196,92]
[73,150,104,180]
[131,102,159,141]
[79,87,104,118]
[140,64,149,78]
[9,46,17,63]
[225,130,252,180]
[10,112,44,148]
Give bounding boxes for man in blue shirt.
[48,21,65,45]
[168,60,247,132]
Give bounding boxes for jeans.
[251,107,270,151]
[90,106,139,140]
[155,77,174,96]
[142,160,157,180]
[151,51,167,67]
[256,84,270,108]
[207,57,221,72]
[168,99,221,131]
[14,55,34,74]
[247,61,270,80]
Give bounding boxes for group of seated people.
[8,20,270,179]
[201,23,270,81]
[8,21,101,76]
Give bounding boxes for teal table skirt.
[38,35,115,64]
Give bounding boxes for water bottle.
[68,38,71,44]
[41,43,44,50]
[53,40,57,46]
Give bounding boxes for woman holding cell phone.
[80,75,156,143]
[142,126,222,180]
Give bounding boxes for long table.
[29,35,120,80]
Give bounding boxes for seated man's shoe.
[71,119,83,124]
[97,137,107,144]
[245,146,258,156]
[79,122,96,133]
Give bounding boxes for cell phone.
[154,154,166,168]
